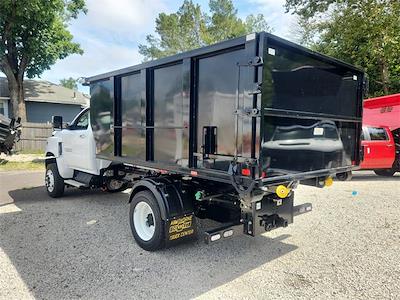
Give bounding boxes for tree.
[285,0,400,96]
[0,0,87,121]
[60,77,78,90]
[139,0,272,61]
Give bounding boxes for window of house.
[0,102,4,115]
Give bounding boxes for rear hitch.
[259,214,288,232]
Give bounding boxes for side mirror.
[52,115,63,129]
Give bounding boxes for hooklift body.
[45,32,364,251]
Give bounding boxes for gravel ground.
[0,171,399,299]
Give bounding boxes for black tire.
[105,178,128,193]
[129,191,165,251]
[45,163,65,198]
[374,169,396,177]
[336,171,352,181]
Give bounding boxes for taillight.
[241,168,251,176]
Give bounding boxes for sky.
[4,0,297,94]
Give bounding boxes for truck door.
[364,127,394,168]
[360,127,372,168]
[62,109,96,172]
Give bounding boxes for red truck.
[336,93,399,180]
[361,94,400,176]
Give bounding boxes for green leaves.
[139,0,272,61]
[59,77,78,90]
[286,0,400,96]
[0,0,86,120]
[0,0,86,79]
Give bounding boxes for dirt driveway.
[0,171,399,299]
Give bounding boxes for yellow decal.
[169,215,193,234]
[168,215,194,240]
[169,229,195,241]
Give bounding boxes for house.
[0,77,89,123]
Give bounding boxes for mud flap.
[166,213,197,246]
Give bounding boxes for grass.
[0,160,44,171]
[16,149,45,155]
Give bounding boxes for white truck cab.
[45,108,127,197]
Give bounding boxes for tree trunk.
[6,76,27,122]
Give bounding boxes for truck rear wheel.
[129,191,165,251]
[374,169,396,177]
[45,163,65,198]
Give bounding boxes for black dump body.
[86,32,364,188]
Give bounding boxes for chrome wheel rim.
[46,169,55,192]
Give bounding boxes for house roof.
[0,77,89,106]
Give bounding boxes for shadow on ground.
[1,186,297,299]
[349,172,400,182]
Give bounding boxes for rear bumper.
[259,165,359,186]
[204,193,313,244]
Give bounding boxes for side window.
[368,127,388,141]
[72,110,89,130]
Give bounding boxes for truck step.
[74,171,94,185]
[64,179,89,188]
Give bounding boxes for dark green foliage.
[139,0,272,61]
[286,0,400,96]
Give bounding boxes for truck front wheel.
[45,163,65,198]
[129,191,165,251]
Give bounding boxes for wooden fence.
[15,122,53,152]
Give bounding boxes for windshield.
[272,123,339,141]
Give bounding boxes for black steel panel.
[90,79,114,156]
[260,36,363,179]
[120,72,146,159]
[262,40,362,118]
[260,117,357,176]
[153,63,189,166]
[196,48,246,171]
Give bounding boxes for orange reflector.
[190,170,198,176]
[261,171,266,178]
[241,168,251,176]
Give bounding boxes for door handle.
[79,134,86,138]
